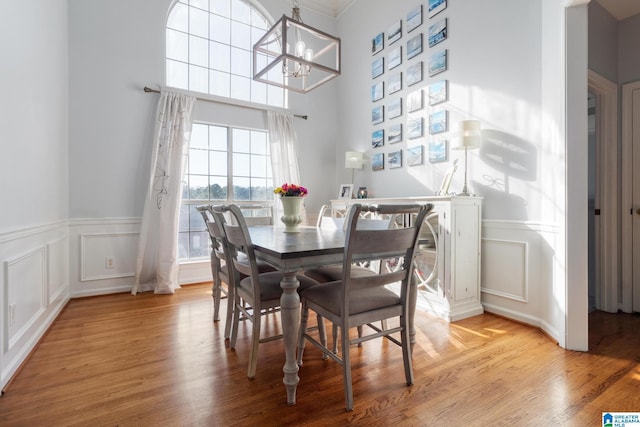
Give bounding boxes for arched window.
[166,0,285,108]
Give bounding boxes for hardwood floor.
[1,283,638,426]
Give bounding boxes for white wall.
[0,0,70,390]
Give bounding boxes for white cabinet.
[330,196,483,322]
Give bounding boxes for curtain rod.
[143,87,308,120]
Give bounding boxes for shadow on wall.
[473,129,537,220]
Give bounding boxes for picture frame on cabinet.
[388,20,402,45]
[429,139,448,163]
[407,33,423,60]
[372,129,385,148]
[372,32,384,55]
[436,158,457,196]
[407,5,423,33]
[406,62,423,87]
[388,150,402,169]
[407,145,424,166]
[339,184,354,199]
[428,0,447,18]
[372,153,385,171]
[428,50,447,76]
[429,80,448,105]
[388,123,402,144]
[428,18,447,47]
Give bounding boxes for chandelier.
[253,1,341,94]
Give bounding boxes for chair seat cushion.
[304,265,376,283]
[238,272,319,302]
[300,281,400,316]
[236,252,276,273]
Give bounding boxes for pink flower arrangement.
[274,183,308,197]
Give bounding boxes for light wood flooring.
[0,283,639,426]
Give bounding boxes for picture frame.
[372,57,385,79]
[388,123,402,144]
[372,105,384,125]
[372,32,384,55]
[428,0,447,18]
[372,129,385,148]
[429,109,448,134]
[388,72,402,94]
[429,50,447,77]
[407,89,424,112]
[429,140,448,163]
[406,62,423,86]
[428,18,447,47]
[407,5,423,33]
[429,80,448,105]
[407,117,424,139]
[436,159,458,195]
[406,33,423,60]
[388,98,402,119]
[371,81,384,102]
[339,184,354,199]
[372,153,385,171]
[407,145,424,166]
[388,150,402,169]
[388,46,402,70]
[388,20,402,45]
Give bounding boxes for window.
[178,123,273,260]
[166,0,285,108]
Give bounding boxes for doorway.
[588,70,618,313]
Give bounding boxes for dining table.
[247,224,421,406]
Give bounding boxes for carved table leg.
[280,272,301,404]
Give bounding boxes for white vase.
[279,196,304,233]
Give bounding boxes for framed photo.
[388,123,402,144]
[428,0,447,18]
[371,81,384,102]
[429,80,448,105]
[428,18,447,47]
[429,50,447,77]
[372,105,384,125]
[388,72,402,94]
[388,98,402,119]
[407,145,424,166]
[388,150,402,169]
[407,5,423,33]
[407,89,424,112]
[436,159,457,196]
[429,109,448,134]
[372,57,385,79]
[339,184,354,199]
[372,32,384,55]
[388,46,402,70]
[407,117,424,139]
[429,140,448,163]
[406,33,423,60]
[388,20,402,45]
[372,153,385,171]
[406,62,423,86]
[372,129,385,148]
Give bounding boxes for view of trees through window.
[178,123,273,260]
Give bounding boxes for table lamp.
[452,120,481,196]
[345,151,363,185]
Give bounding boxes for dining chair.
[213,204,320,379]
[296,203,433,411]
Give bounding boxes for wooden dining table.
[247,224,421,406]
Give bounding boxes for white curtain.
[132,89,196,295]
[268,110,306,220]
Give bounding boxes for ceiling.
[299,0,640,20]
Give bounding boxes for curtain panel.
[133,89,196,295]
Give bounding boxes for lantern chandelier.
[252,0,341,94]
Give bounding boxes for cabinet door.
[451,204,480,301]
[413,211,441,295]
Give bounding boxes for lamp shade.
[345,151,363,169]
[453,120,481,150]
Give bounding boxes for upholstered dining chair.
[212,204,320,380]
[296,203,433,411]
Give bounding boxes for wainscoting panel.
[481,238,528,302]
[80,232,138,281]
[47,236,69,305]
